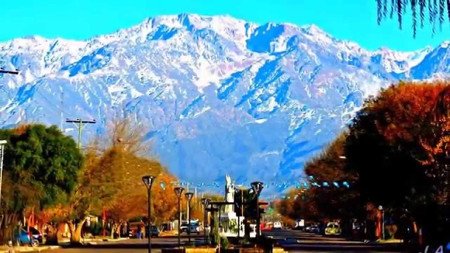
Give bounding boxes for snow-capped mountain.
[0,14,448,193]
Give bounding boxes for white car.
[273,222,282,229]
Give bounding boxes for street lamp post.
[378,205,385,240]
[251,181,264,239]
[236,187,245,239]
[201,198,210,245]
[0,140,6,211]
[174,187,185,248]
[185,192,194,245]
[142,175,156,253]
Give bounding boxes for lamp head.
[142,175,156,189]
[251,181,264,196]
[174,187,185,198]
[185,192,194,201]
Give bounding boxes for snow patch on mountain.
[0,14,448,193]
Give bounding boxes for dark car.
[189,224,200,234]
[16,228,42,246]
[146,225,160,237]
[181,221,200,234]
[29,227,43,243]
[305,224,320,234]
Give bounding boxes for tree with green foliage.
[0,124,82,242]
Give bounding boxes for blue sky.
[1,0,449,51]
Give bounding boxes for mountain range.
[0,14,449,194]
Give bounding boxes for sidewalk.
[0,238,130,252]
[0,245,60,253]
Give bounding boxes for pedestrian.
[136,224,142,239]
[122,223,127,237]
[140,224,146,239]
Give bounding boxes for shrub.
[220,236,229,250]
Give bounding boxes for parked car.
[181,221,200,234]
[29,227,43,243]
[189,224,200,234]
[128,221,146,238]
[16,228,40,246]
[305,224,320,233]
[304,224,313,232]
[294,219,305,230]
[146,225,160,237]
[273,221,282,229]
[180,221,189,233]
[324,222,342,236]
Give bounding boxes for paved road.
[36,230,406,253]
[263,229,405,252]
[39,236,205,253]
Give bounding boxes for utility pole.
[65,118,96,149]
[0,140,6,211]
[0,69,19,75]
[186,183,190,223]
[60,88,64,130]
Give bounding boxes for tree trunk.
[110,221,123,239]
[44,223,59,245]
[56,222,66,244]
[115,222,124,238]
[0,213,19,244]
[67,219,86,245]
[110,223,116,239]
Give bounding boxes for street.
[264,229,405,252]
[34,229,407,253]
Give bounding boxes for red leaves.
[368,81,447,144]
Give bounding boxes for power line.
[0,69,19,75]
[66,118,96,149]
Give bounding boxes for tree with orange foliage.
[346,81,447,205]
[38,118,180,244]
[345,81,450,244]
[419,86,450,195]
[92,118,179,238]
